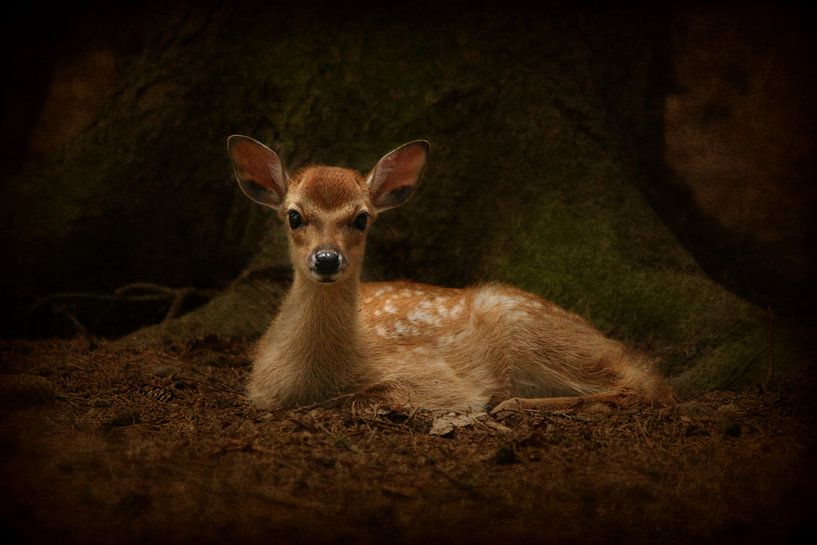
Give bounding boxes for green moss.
[478,137,778,395]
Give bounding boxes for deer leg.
[489,392,634,414]
[313,381,404,413]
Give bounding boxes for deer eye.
[287,210,303,229]
[353,212,368,231]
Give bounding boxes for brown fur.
[292,166,366,210]
[229,137,676,412]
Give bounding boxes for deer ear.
[367,140,429,212]
[228,135,287,209]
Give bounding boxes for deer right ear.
[228,135,288,209]
[367,140,429,212]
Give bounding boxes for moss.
[478,136,780,395]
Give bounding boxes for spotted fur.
[228,136,675,412]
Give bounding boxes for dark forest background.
[1,0,815,395]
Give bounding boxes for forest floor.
[1,338,815,545]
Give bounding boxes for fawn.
[228,136,675,413]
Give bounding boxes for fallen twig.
[25,282,218,335]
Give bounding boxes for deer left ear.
[228,135,288,210]
[367,140,429,212]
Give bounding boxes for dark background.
[2,3,817,544]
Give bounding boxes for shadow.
[638,5,817,323]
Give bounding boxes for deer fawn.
[228,136,675,413]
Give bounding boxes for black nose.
[314,250,341,275]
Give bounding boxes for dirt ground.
[1,338,815,545]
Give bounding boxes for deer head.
[228,136,429,284]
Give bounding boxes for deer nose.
[314,250,341,275]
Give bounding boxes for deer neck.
[275,270,366,377]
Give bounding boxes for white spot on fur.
[375,325,387,337]
[393,320,410,335]
[473,291,527,312]
[436,329,470,348]
[383,301,398,315]
[407,309,436,325]
[374,286,394,297]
